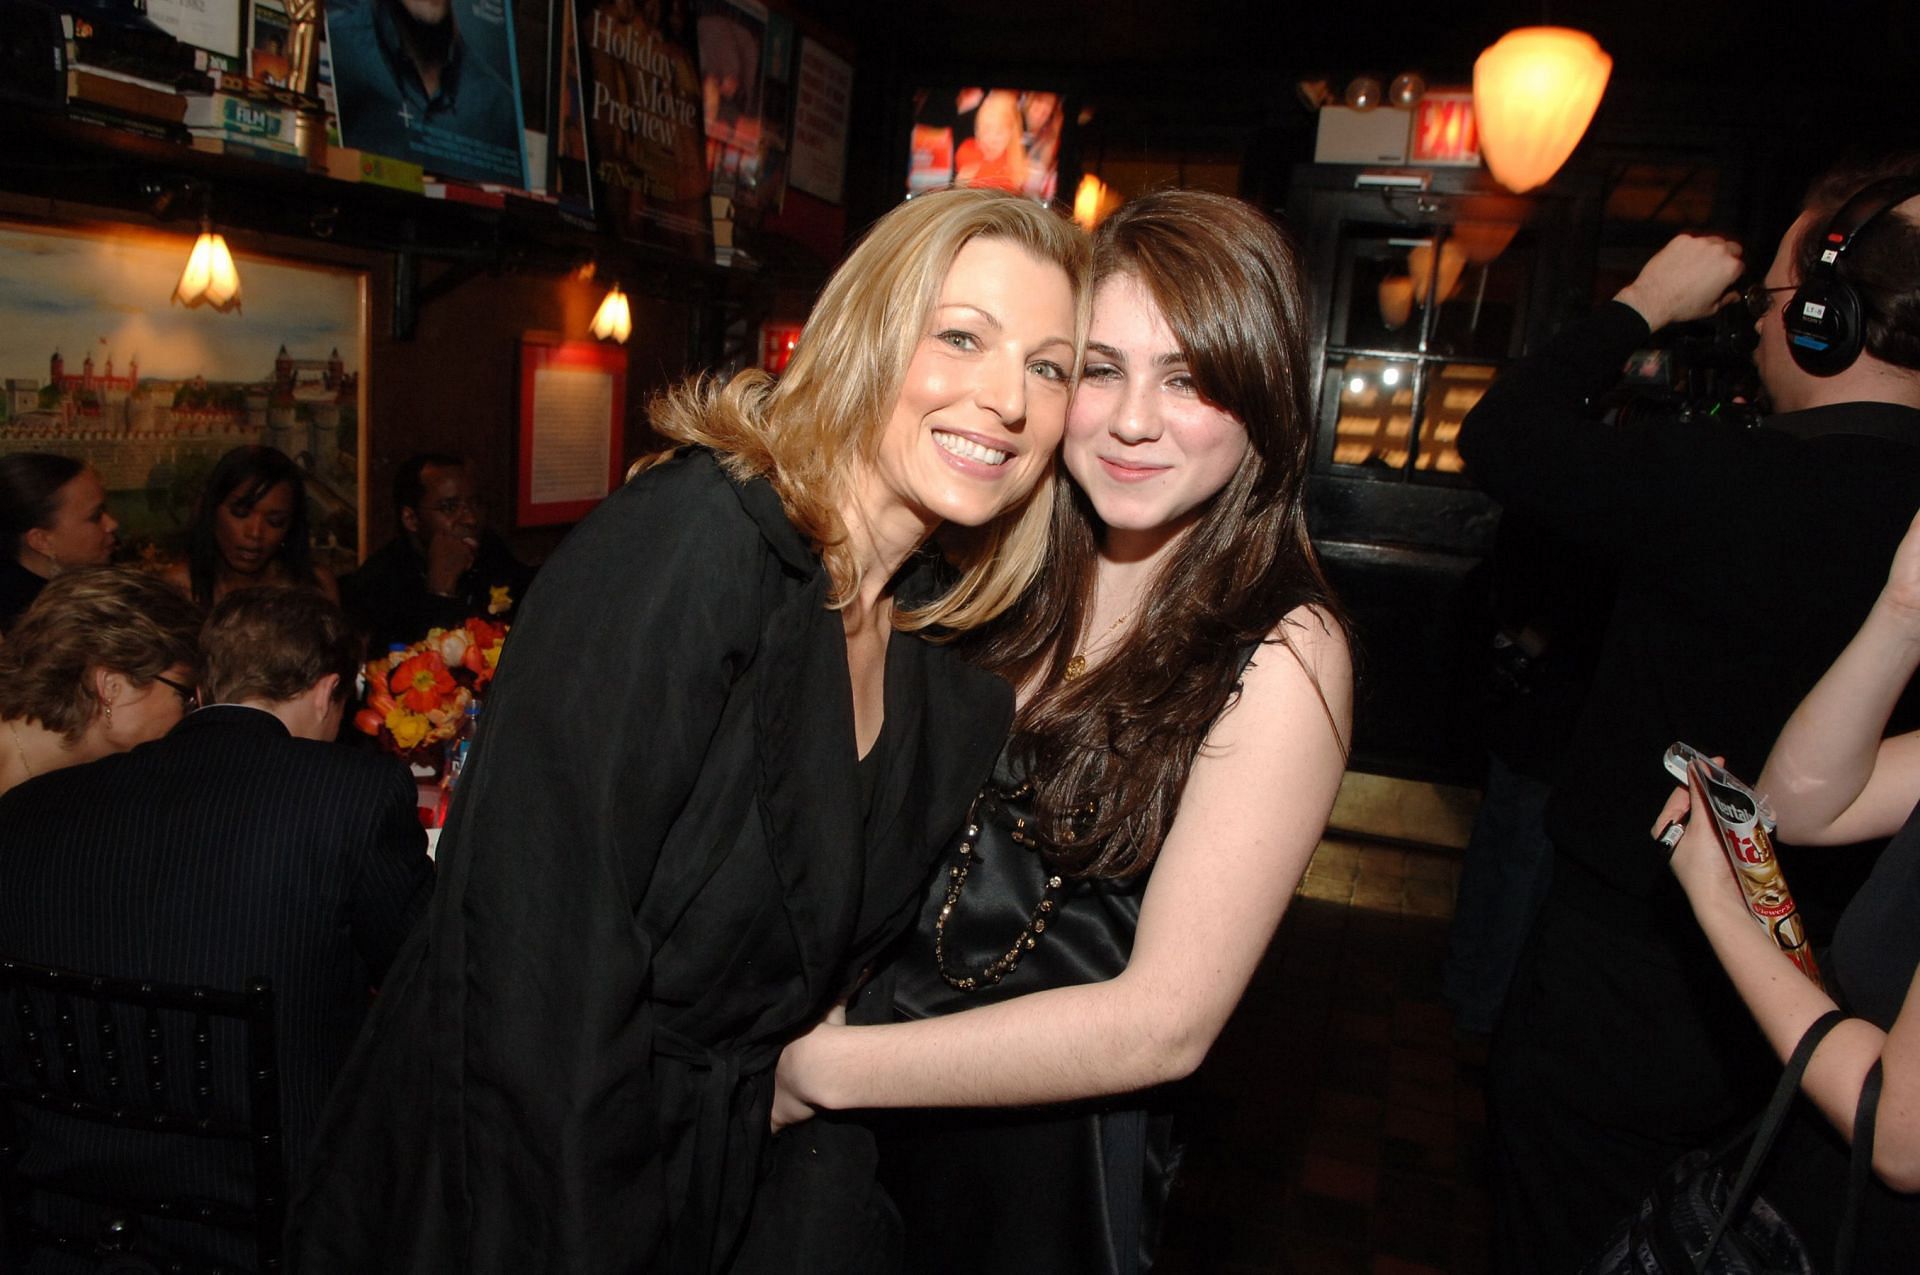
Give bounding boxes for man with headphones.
[1456,154,1920,1274]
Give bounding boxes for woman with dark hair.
[0,452,119,632]
[287,187,1089,1274]
[769,190,1353,1274]
[0,567,202,798]
[163,445,337,609]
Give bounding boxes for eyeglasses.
[153,673,200,712]
[1743,282,1796,321]
[423,496,486,519]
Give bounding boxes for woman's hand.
[1653,764,1744,911]
[770,1001,846,1134]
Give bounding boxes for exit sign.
[1411,94,1481,166]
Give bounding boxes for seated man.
[0,587,432,1271]
[341,451,534,651]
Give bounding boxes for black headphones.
[1782,176,1920,377]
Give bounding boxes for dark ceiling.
[808,0,1917,233]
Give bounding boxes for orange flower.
[352,707,386,737]
[363,659,398,716]
[390,651,456,714]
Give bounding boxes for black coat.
[0,705,433,1270]
[286,449,1012,1274]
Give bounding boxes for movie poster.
[907,85,1064,202]
[571,0,710,258]
[697,0,792,218]
[323,0,528,188]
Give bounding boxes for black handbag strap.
[1832,1059,1885,1275]
[1694,1008,1847,1274]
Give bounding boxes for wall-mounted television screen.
[906,85,1064,202]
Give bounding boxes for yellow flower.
[385,707,431,751]
[488,585,513,616]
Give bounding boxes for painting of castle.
[0,221,366,565]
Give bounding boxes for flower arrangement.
[354,617,507,761]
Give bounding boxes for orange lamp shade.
[1407,241,1467,307]
[173,231,242,312]
[1472,27,1611,194]
[1377,276,1414,331]
[1072,174,1123,231]
[590,285,632,344]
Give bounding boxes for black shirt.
[0,558,47,633]
[339,530,535,652]
[1458,301,1920,940]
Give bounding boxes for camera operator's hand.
[1613,234,1745,332]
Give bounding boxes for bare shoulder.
[1202,603,1354,760]
[1251,605,1352,706]
[158,558,191,594]
[1268,603,1350,678]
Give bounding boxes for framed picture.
[515,334,626,527]
[0,219,368,574]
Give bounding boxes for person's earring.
[103,702,113,725]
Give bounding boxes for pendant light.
[1472,27,1611,194]
[590,284,632,344]
[172,218,242,312]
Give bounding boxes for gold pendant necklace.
[1062,609,1132,682]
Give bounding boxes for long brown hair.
[971,189,1345,879]
[645,187,1092,631]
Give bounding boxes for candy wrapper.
[1664,742,1823,989]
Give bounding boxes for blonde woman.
[287,187,1090,1275]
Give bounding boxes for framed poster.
[0,219,368,573]
[570,0,710,257]
[323,0,529,188]
[515,334,626,527]
[697,0,793,216]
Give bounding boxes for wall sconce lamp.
[590,283,632,344]
[172,217,242,312]
[1472,27,1612,194]
[1073,174,1126,231]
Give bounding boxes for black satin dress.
[862,753,1174,1275]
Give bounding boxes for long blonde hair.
[646,187,1091,630]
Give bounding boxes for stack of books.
[184,72,312,169]
[62,14,212,140]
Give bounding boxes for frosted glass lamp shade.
[591,285,632,344]
[173,231,242,312]
[1473,27,1611,193]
